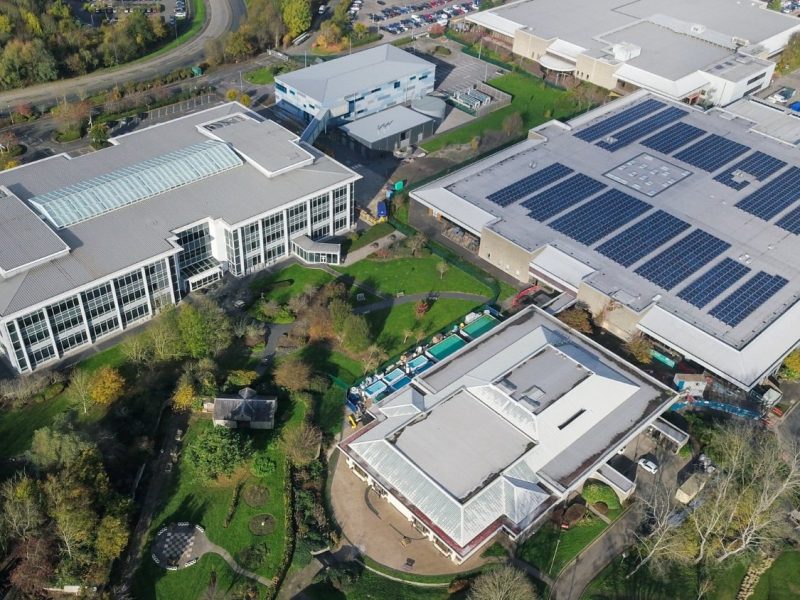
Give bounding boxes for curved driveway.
[0,0,246,108]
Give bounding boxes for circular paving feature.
[151,522,207,570]
[248,514,276,536]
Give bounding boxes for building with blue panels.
[0,103,360,374]
[274,44,435,137]
[410,90,800,394]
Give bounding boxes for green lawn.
[335,257,493,297]
[752,551,800,600]
[582,556,751,600]
[244,66,275,85]
[421,72,583,153]
[133,553,265,599]
[498,281,519,302]
[0,389,72,460]
[582,482,623,521]
[518,516,609,577]
[299,345,363,386]
[133,400,307,598]
[250,264,334,304]
[304,569,451,600]
[77,344,127,372]
[343,222,396,255]
[365,298,482,357]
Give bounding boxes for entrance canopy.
[539,54,576,72]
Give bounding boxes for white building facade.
[0,104,359,374]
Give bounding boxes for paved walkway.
[550,508,638,600]
[206,541,275,587]
[353,291,491,315]
[342,230,406,266]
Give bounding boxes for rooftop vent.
[690,23,706,35]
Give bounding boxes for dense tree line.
[0,0,168,89]
[0,416,131,594]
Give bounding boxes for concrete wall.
[575,55,620,90]
[512,29,551,61]
[478,228,534,282]
[576,282,643,340]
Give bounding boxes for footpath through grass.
[421,72,582,153]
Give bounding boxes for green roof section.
[30,140,244,228]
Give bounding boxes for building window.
[276,83,287,93]
[176,222,213,273]
[746,72,766,85]
[225,228,243,276]
[311,193,331,226]
[287,202,309,235]
[394,81,400,89]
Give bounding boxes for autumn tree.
[121,333,152,366]
[172,373,199,412]
[468,566,538,600]
[89,122,110,147]
[226,369,258,388]
[0,474,45,542]
[282,0,312,38]
[88,366,125,407]
[557,306,593,334]
[415,299,430,320]
[625,334,654,364]
[781,348,800,380]
[275,356,312,392]
[177,297,233,358]
[281,422,322,467]
[329,297,352,333]
[9,536,55,595]
[95,514,129,562]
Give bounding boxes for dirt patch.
[243,484,269,508]
[249,513,276,535]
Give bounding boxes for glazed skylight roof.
[29,140,243,228]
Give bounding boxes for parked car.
[638,458,659,475]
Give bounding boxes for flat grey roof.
[503,346,589,414]
[0,188,68,275]
[206,117,314,174]
[340,105,433,144]
[725,98,800,146]
[415,92,800,350]
[474,0,799,80]
[275,44,435,106]
[393,389,532,499]
[0,104,359,317]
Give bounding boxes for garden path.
[353,292,491,315]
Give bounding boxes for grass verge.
[518,516,608,577]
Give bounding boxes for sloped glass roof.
[30,140,243,228]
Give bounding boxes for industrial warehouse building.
[410,90,800,394]
[340,105,438,155]
[467,0,800,106]
[0,103,360,374]
[339,307,673,563]
[275,44,436,144]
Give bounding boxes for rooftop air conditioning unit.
[732,36,749,47]
[690,23,706,34]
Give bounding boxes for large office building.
[0,104,360,374]
[340,307,673,563]
[411,90,800,394]
[275,44,435,142]
[467,0,800,106]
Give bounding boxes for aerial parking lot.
[353,0,480,36]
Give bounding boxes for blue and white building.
[0,103,360,374]
[275,44,435,142]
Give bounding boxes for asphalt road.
[0,0,246,109]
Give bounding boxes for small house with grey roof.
[213,388,277,430]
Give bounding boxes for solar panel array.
[549,190,650,245]
[596,107,687,152]
[641,122,706,154]
[677,258,751,308]
[673,134,749,172]
[776,204,800,234]
[709,272,789,327]
[735,166,800,221]
[574,98,665,142]
[486,163,574,207]
[713,152,787,191]
[596,211,691,267]
[522,174,606,221]
[635,230,730,290]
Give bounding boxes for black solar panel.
[522,174,606,221]
[550,190,651,245]
[641,122,705,154]
[709,272,788,327]
[596,107,687,152]
[673,134,749,172]
[486,163,574,207]
[735,166,800,221]
[596,210,691,267]
[713,151,787,190]
[574,98,665,142]
[677,258,751,308]
[776,204,800,234]
[634,229,730,290]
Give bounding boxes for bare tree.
[628,479,686,578]
[68,368,92,414]
[468,565,538,600]
[281,423,322,467]
[436,261,450,280]
[408,233,427,256]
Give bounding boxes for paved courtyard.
[151,523,211,569]
[330,450,489,575]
